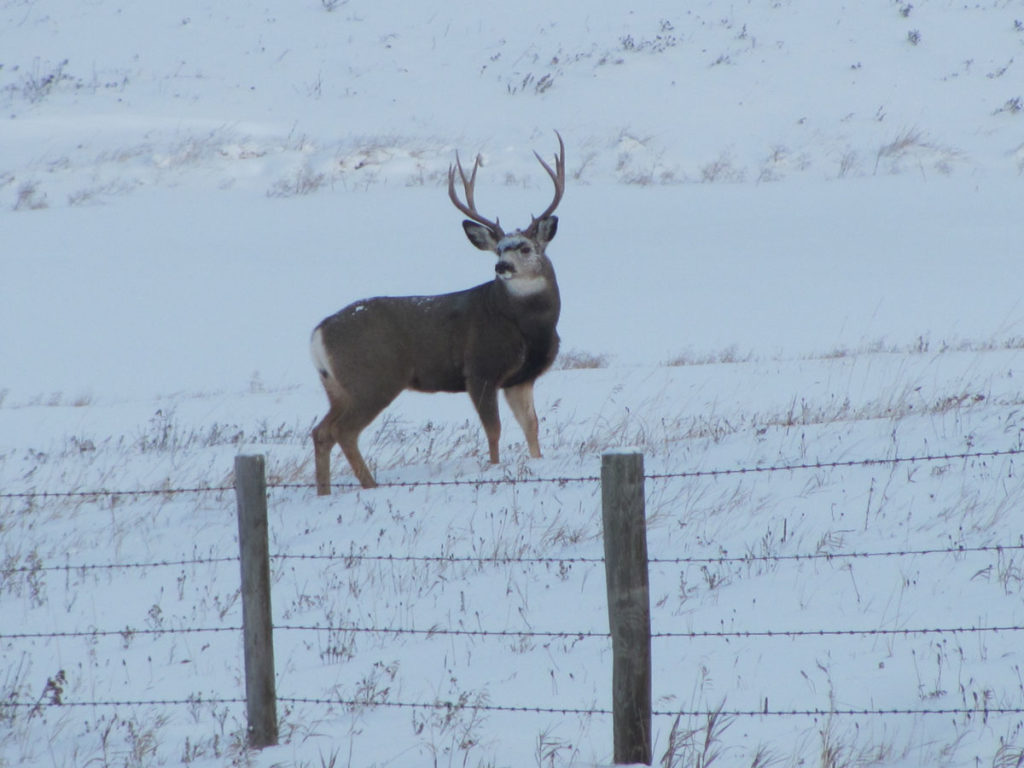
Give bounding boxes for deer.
[310,133,565,493]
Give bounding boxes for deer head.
[448,132,564,296]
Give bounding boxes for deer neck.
[494,272,560,337]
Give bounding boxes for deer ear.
[533,215,558,246]
[462,220,499,252]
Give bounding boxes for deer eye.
[519,243,532,253]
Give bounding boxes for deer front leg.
[504,381,541,458]
[468,378,501,463]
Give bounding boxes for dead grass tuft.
[267,164,330,197]
[13,181,47,211]
[554,349,610,370]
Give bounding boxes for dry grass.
[13,181,48,211]
[660,702,733,767]
[267,164,330,197]
[665,345,753,367]
[554,349,610,370]
[874,128,965,176]
[663,335,1024,369]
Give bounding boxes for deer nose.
[495,261,515,275]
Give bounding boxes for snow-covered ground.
[2,1,1023,766]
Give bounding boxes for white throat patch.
[500,273,550,297]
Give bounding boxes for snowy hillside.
[2,1,1024,766]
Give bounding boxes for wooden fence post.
[601,450,652,765]
[234,454,279,749]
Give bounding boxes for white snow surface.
[2,1,1024,766]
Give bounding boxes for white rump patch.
[310,327,334,381]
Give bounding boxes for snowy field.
[2,1,1024,766]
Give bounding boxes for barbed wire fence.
[3,447,1017,501]
[2,446,1023,756]
[5,539,1023,576]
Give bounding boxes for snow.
[2,1,1023,766]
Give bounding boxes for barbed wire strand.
[652,541,1024,565]
[646,447,1019,481]
[7,541,1022,576]
[6,556,241,574]
[272,542,1024,568]
[0,626,241,640]
[0,485,234,500]
[283,447,1022,492]
[2,447,1018,501]
[273,623,1024,640]
[7,696,1021,719]
[5,622,1023,643]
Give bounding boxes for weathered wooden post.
[234,454,279,749]
[601,449,652,765]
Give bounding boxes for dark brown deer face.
[462,218,558,296]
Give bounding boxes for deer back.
[314,268,560,397]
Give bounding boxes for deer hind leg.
[468,378,501,463]
[504,381,542,458]
[313,374,403,492]
[337,426,377,490]
[312,412,338,495]
[313,404,381,492]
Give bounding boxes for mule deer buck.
[310,134,565,492]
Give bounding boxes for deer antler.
[448,152,504,238]
[525,131,565,236]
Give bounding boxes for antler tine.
[529,130,566,226]
[448,151,504,237]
